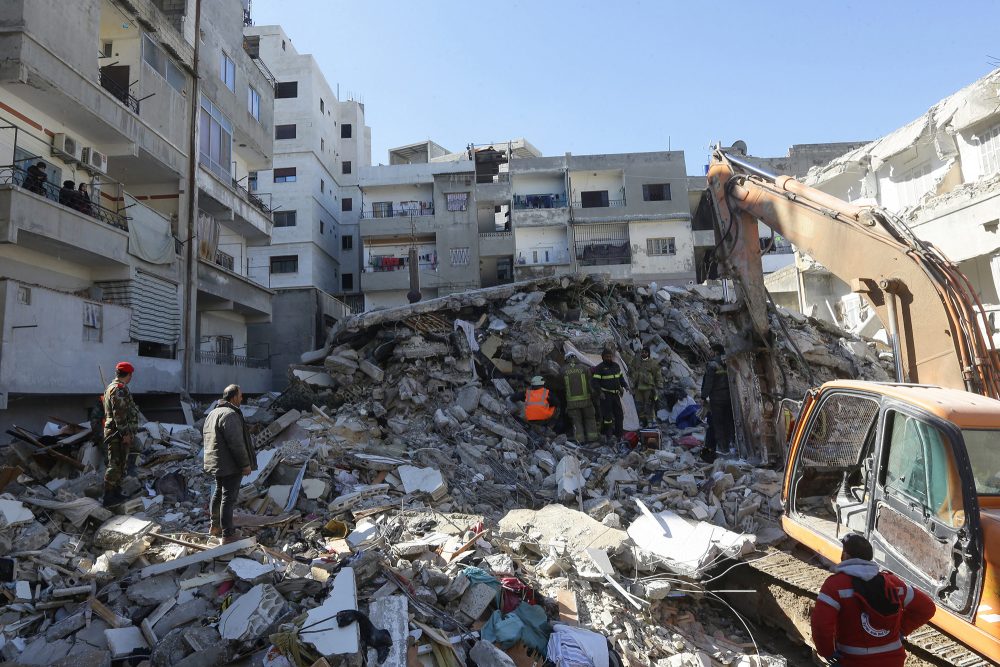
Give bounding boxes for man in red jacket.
[811,533,935,666]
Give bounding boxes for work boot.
[208,524,222,537]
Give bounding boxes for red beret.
[116,361,135,374]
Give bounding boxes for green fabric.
[481,609,525,648]
[479,602,551,656]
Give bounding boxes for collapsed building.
[0,276,892,666]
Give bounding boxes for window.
[220,52,236,92]
[342,197,352,212]
[273,210,296,227]
[342,235,353,250]
[647,237,676,256]
[102,41,113,58]
[580,190,609,208]
[342,273,354,290]
[642,183,671,201]
[275,81,298,98]
[341,123,352,139]
[320,98,325,113]
[978,123,1000,178]
[898,164,934,208]
[247,85,260,120]
[372,202,393,218]
[16,285,31,305]
[446,192,469,211]
[270,255,298,274]
[83,302,102,342]
[342,160,352,175]
[320,179,325,193]
[199,97,232,180]
[281,39,286,51]
[320,138,325,152]
[450,247,470,266]
[142,34,185,93]
[275,124,296,140]
[884,412,963,527]
[274,167,296,183]
[248,171,258,191]
[320,220,325,234]
[962,429,1000,494]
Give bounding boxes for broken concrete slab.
[301,567,359,656]
[0,496,34,529]
[469,639,516,667]
[218,583,285,641]
[139,537,255,578]
[498,505,629,556]
[397,465,447,500]
[367,595,408,667]
[228,557,279,584]
[126,574,177,605]
[94,515,155,550]
[457,582,496,623]
[104,626,149,658]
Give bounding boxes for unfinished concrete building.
[0,0,276,426]
[767,69,1000,338]
[357,141,697,310]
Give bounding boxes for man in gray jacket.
[203,384,257,542]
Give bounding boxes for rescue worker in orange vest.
[811,533,935,667]
[523,376,557,426]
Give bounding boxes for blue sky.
[253,1,1000,173]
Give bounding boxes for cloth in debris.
[547,623,610,667]
[481,600,550,655]
[674,403,701,429]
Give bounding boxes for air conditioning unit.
[52,133,83,163]
[82,147,109,175]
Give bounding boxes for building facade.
[0,0,276,424]
[358,142,696,310]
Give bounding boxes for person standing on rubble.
[811,533,934,667]
[562,353,599,444]
[593,347,625,444]
[632,347,663,426]
[203,384,257,543]
[102,361,140,507]
[700,343,734,462]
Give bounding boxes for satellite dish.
[731,140,748,156]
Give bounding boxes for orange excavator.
[699,145,1000,664]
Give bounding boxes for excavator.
[698,145,1000,665]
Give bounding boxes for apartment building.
[358,142,696,310]
[765,69,1000,336]
[241,25,370,388]
[0,0,275,425]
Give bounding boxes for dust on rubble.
[0,276,893,666]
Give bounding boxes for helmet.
[530,376,545,387]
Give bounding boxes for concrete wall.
[512,173,566,198]
[515,227,570,265]
[627,219,696,283]
[248,287,323,389]
[0,279,183,399]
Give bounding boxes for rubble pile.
[0,276,891,666]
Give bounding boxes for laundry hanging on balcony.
[125,194,175,265]
[197,212,221,261]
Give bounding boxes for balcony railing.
[476,172,510,184]
[513,194,568,210]
[2,165,129,230]
[215,249,235,271]
[361,205,434,219]
[99,69,141,114]
[479,231,512,239]
[232,177,272,214]
[196,350,269,369]
[364,260,437,273]
[572,198,626,209]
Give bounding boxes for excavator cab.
[783,380,1000,657]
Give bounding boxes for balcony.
[232,177,273,216]
[192,352,271,395]
[198,165,272,241]
[479,231,514,256]
[572,198,626,209]
[195,350,269,369]
[360,204,435,218]
[197,259,273,320]
[513,194,568,210]
[360,208,438,239]
[361,262,441,292]
[99,68,140,114]
[0,169,131,267]
[511,206,570,228]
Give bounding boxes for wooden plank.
[149,531,210,551]
[557,588,579,624]
[138,537,256,579]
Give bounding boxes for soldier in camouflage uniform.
[102,361,139,506]
[632,347,663,426]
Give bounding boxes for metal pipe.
[883,284,905,382]
[718,150,780,182]
[182,0,203,391]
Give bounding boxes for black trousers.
[598,391,623,437]
[211,473,242,536]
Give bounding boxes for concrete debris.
[0,276,889,666]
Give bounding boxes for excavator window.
[961,429,1000,495]
[883,411,964,528]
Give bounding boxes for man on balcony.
[102,362,140,507]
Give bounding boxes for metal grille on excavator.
[800,393,879,468]
[745,549,992,667]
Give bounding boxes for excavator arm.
[699,146,1000,462]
